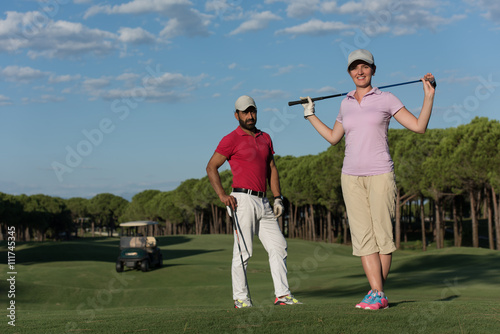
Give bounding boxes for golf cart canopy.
[120,221,158,227]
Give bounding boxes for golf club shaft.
[228,207,251,300]
[288,79,436,106]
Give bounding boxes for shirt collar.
[346,87,382,99]
[236,126,261,136]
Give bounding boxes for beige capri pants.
[341,172,398,257]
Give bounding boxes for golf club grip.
[288,99,309,106]
[288,93,344,106]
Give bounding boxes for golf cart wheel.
[141,260,149,272]
[116,261,124,273]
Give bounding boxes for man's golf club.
[227,206,251,301]
[288,79,437,106]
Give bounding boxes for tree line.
[1,117,499,251]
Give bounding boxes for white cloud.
[465,0,500,23]
[393,12,466,35]
[118,27,156,44]
[116,73,141,81]
[21,94,65,104]
[0,11,117,59]
[141,72,206,90]
[229,11,282,35]
[79,71,207,103]
[277,1,467,37]
[82,77,112,96]
[0,94,12,106]
[38,95,66,103]
[159,13,211,39]
[276,19,352,36]
[0,65,48,83]
[85,0,212,39]
[85,0,194,17]
[286,0,321,18]
[249,88,289,100]
[206,0,243,19]
[48,74,81,84]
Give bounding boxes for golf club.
[288,79,437,106]
[227,206,251,301]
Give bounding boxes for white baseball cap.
[235,95,257,111]
[347,49,375,70]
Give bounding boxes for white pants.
[231,192,290,300]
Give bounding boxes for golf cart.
[116,221,163,272]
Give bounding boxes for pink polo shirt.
[215,126,274,192]
[336,88,404,176]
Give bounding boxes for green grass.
[1,235,499,333]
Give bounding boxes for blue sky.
[1,0,499,200]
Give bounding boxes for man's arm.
[268,157,282,198]
[206,151,237,209]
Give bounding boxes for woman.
[302,49,435,310]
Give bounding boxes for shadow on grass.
[389,253,500,288]
[296,252,499,306]
[5,236,223,265]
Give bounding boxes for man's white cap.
[347,49,374,70]
[235,95,256,111]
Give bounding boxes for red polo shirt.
[216,126,274,192]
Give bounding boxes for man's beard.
[239,118,256,131]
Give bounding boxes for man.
[206,95,302,308]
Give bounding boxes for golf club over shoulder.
[288,79,436,106]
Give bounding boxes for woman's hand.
[301,96,315,119]
[422,73,436,96]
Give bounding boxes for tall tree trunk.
[327,210,333,243]
[434,197,442,249]
[343,211,349,245]
[420,196,427,251]
[486,187,494,250]
[403,201,408,243]
[80,219,84,238]
[290,203,296,238]
[210,204,218,234]
[492,187,500,250]
[309,204,316,241]
[470,190,479,248]
[195,211,203,235]
[319,207,324,241]
[452,198,459,247]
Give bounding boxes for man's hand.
[273,197,284,218]
[301,96,315,119]
[221,194,237,211]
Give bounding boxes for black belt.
[232,188,266,198]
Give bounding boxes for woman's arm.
[393,73,436,134]
[303,97,345,145]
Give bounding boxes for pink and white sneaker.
[355,290,373,309]
[365,290,389,310]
